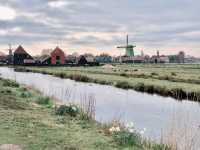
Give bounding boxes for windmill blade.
[117,46,127,48]
[117,45,136,49]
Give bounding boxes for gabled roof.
[51,46,65,55]
[14,45,28,54]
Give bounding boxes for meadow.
[0,77,168,150]
[23,64,200,101]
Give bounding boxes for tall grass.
[80,93,96,120]
[161,113,200,150]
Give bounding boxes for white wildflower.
[125,122,134,129]
[129,128,135,133]
[140,130,145,135]
[72,106,77,111]
[140,128,146,135]
[109,127,115,133]
[115,127,120,132]
[109,126,120,133]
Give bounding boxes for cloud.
[48,0,70,8]
[0,0,200,56]
[0,5,16,20]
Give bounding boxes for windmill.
[117,35,136,57]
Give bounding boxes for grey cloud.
[0,0,200,55]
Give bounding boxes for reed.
[161,113,200,150]
[80,93,96,120]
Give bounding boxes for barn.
[13,45,34,65]
[50,47,65,65]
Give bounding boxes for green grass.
[23,64,200,101]
[0,78,168,150]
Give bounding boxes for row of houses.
[113,51,186,64]
[0,46,199,65]
[0,45,99,66]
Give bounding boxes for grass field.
[0,77,168,150]
[23,64,200,101]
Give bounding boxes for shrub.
[69,74,91,82]
[151,72,158,76]
[3,80,19,88]
[55,105,79,117]
[134,83,145,92]
[120,73,129,77]
[124,69,129,72]
[58,72,65,78]
[171,72,177,76]
[36,96,51,106]
[115,81,132,89]
[20,92,31,98]
[113,130,142,147]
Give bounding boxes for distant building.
[150,51,169,63]
[133,55,145,63]
[112,56,121,63]
[159,55,170,63]
[168,51,185,63]
[13,45,34,65]
[95,53,112,63]
[50,47,65,65]
[39,55,51,65]
[84,53,95,63]
[184,55,200,63]
[65,55,77,64]
[77,55,99,66]
[39,47,65,65]
[178,51,185,63]
[77,55,88,65]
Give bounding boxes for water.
[0,67,200,141]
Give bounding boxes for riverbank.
[0,78,168,150]
[18,64,200,102]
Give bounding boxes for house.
[50,47,65,65]
[95,54,112,63]
[39,55,51,65]
[133,55,145,63]
[168,51,185,63]
[65,55,77,64]
[77,55,88,65]
[39,47,65,65]
[13,45,34,65]
[77,55,99,66]
[84,53,95,63]
[159,55,169,63]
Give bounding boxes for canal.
[0,67,200,143]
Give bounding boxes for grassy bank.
[0,78,168,150]
[19,64,200,102]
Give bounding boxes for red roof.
[14,45,28,54]
[50,46,65,56]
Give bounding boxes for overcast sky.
[0,0,200,56]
